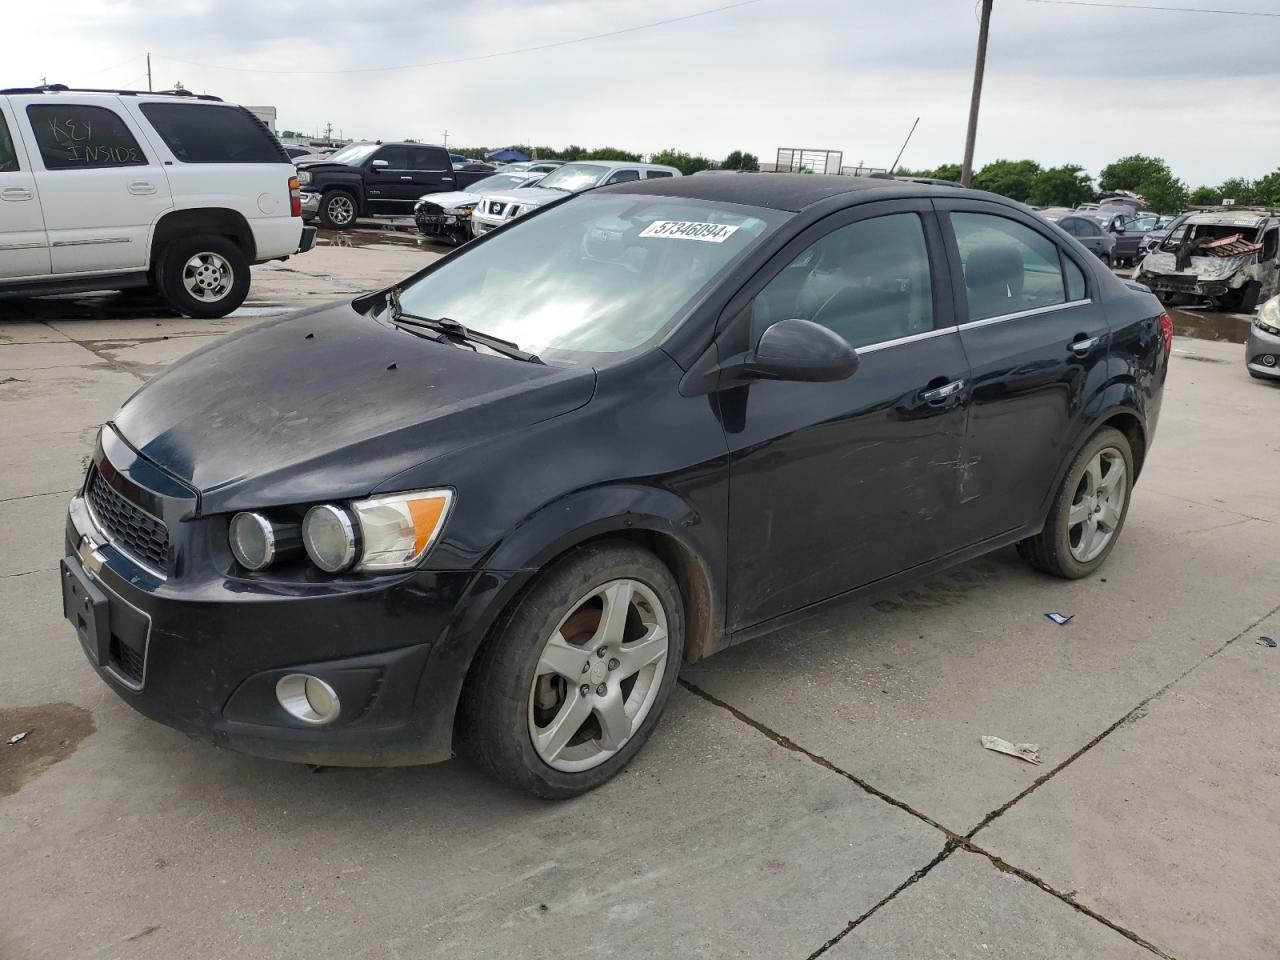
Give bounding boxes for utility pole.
[146,53,152,92]
[961,0,993,188]
[442,129,449,148]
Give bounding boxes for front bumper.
[299,191,321,217]
[1246,322,1280,379]
[60,432,509,766]
[1137,274,1233,299]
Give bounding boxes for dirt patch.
[0,703,94,798]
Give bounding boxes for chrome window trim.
[83,485,170,582]
[0,241,47,251]
[51,237,131,247]
[957,298,1093,332]
[856,326,956,354]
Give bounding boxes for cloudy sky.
[10,0,1278,186]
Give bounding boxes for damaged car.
[1136,208,1280,311]
[413,170,547,245]
[60,175,1169,798]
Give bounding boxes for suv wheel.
[1017,427,1134,579]
[459,542,685,799]
[157,235,249,319]
[319,190,357,229]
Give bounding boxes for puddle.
[1169,307,1252,345]
[1,292,178,321]
[317,227,446,251]
[0,703,95,797]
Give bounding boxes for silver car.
[1247,295,1280,381]
[413,171,546,245]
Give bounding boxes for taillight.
[1158,311,1173,358]
[288,175,301,218]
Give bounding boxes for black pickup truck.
[297,142,494,228]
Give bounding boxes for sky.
[9,0,1279,187]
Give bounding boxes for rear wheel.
[1017,427,1133,579]
[459,542,684,798]
[318,190,358,229]
[157,235,249,319]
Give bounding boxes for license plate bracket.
[61,556,110,666]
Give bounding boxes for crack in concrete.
[0,488,76,505]
[3,566,57,579]
[65,340,146,383]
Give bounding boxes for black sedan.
[61,175,1170,798]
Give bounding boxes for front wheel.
[318,190,358,229]
[157,235,249,319]
[1017,427,1134,579]
[459,542,685,798]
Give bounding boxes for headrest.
[965,244,1024,295]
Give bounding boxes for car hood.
[111,301,596,514]
[295,160,352,175]
[415,189,481,209]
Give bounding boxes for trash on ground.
[1257,636,1277,648]
[981,735,1042,765]
[1045,612,1073,625]
[7,732,28,745]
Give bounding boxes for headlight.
[445,205,475,216]
[297,170,311,185]
[302,504,360,573]
[1256,296,1280,334]
[350,489,453,571]
[229,511,300,570]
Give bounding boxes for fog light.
[1263,354,1277,367]
[275,673,341,725]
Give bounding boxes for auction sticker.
[639,220,740,242]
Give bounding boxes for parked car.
[497,160,563,174]
[1140,212,1192,259]
[470,160,681,236]
[0,84,314,318]
[297,142,494,229]
[1037,207,1075,221]
[1109,213,1161,267]
[1136,208,1280,310]
[1055,214,1117,265]
[61,174,1169,797]
[1247,294,1280,379]
[282,144,313,161]
[413,170,546,245]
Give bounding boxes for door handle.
[400,176,413,180]
[128,181,157,195]
[1,186,33,201]
[920,379,965,403]
[1069,335,1100,356]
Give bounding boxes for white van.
[0,84,315,318]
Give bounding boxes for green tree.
[1027,164,1094,208]
[648,148,715,176]
[582,147,643,162]
[1216,177,1255,205]
[1098,154,1172,193]
[1188,185,1222,206]
[1254,170,1280,207]
[971,159,1042,203]
[929,163,963,183]
[722,150,759,171]
[1141,172,1188,213]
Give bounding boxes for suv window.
[410,147,448,171]
[951,212,1067,320]
[603,169,641,185]
[752,213,934,349]
[646,170,674,179]
[139,103,284,163]
[0,113,18,172]
[26,104,147,170]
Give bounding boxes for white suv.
[0,85,315,318]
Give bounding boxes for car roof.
[605,172,995,213]
[1186,210,1270,226]
[558,159,679,173]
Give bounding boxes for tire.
[318,190,358,229]
[1017,427,1134,579]
[459,541,685,799]
[157,235,249,320]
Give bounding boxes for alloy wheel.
[181,252,234,303]
[527,578,669,773]
[327,194,355,225]
[1068,447,1126,563]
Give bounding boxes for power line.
[157,0,764,77]
[1018,0,1280,16]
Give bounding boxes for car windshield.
[326,143,380,165]
[532,163,609,193]
[471,174,528,192]
[394,194,788,362]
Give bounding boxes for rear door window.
[604,169,641,184]
[0,112,18,172]
[951,212,1067,320]
[26,104,147,170]
[410,147,449,171]
[1059,218,1081,237]
[139,103,286,163]
[646,170,674,179]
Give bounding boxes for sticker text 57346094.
[638,220,740,243]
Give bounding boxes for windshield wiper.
[384,290,543,364]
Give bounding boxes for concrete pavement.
[1,239,1277,960]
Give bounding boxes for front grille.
[488,201,506,215]
[86,468,169,572]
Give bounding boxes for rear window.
[26,104,147,169]
[139,103,287,163]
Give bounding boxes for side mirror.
[370,159,389,169]
[739,318,859,383]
